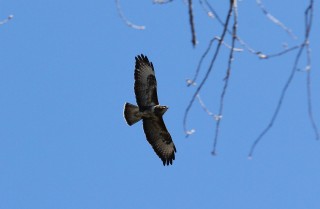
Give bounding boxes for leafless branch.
[212,0,238,155]
[115,0,146,30]
[187,36,242,87]
[304,0,319,140]
[187,37,217,87]
[202,0,261,56]
[188,0,197,47]
[201,0,225,26]
[256,0,297,39]
[0,15,13,26]
[248,0,315,158]
[197,94,214,116]
[184,0,234,137]
[199,0,215,18]
[236,34,301,60]
[153,0,174,4]
[259,45,302,59]
[248,48,304,158]
[202,0,301,61]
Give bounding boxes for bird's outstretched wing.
[134,54,159,108]
[143,117,176,166]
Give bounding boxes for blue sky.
[0,0,319,209]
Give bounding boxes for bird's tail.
[123,103,141,126]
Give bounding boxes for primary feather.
[123,54,176,166]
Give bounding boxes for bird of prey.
[123,54,176,166]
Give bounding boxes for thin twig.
[202,0,225,26]
[153,0,174,4]
[184,0,234,137]
[248,46,305,158]
[261,45,302,59]
[115,0,146,30]
[188,0,197,47]
[199,0,215,18]
[304,0,319,140]
[203,0,300,60]
[256,0,297,39]
[248,1,315,158]
[219,39,243,52]
[201,0,265,57]
[306,45,319,140]
[187,37,217,87]
[212,0,238,155]
[202,0,260,55]
[187,36,242,87]
[197,94,214,116]
[0,15,13,26]
[235,35,299,59]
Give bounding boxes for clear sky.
[0,1,319,209]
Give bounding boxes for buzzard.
[123,54,176,166]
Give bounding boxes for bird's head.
[154,105,168,116]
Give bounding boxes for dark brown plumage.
[123,54,176,166]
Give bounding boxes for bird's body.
[123,54,176,166]
[124,103,168,124]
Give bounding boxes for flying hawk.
[123,54,176,166]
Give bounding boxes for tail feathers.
[123,103,141,126]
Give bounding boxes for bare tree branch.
[153,0,174,4]
[187,37,217,87]
[201,0,225,26]
[256,0,297,39]
[202,0,301,61]
[201,0,263,57]
[212,0,238,155]
[197,94,214,116]
[188,0,197,47]
[199,0,215,18]
[259,45,301,59]
[248,48,304,158]
[248,0,315,158]
[0,15,13,26]
[186,36,242,87]
[184,0,234,137]
[115,0,146,30]
[304,0,319,140]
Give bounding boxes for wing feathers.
[143,117,176,166]
[134,54,159,107]
[126,54,176,166]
